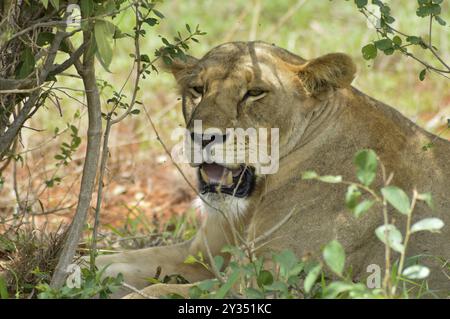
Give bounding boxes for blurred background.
[1,0,449,249]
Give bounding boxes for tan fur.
[95,41,450,298]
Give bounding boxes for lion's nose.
[190,132,228,148]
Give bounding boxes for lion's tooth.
[224,170,233,186]
[200,168,209,183]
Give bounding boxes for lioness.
[96,41,450,298]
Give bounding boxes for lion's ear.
[297,53,356,96]
[161,54,199,85]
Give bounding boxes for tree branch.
[0,28,66,158]
[50,30,102,289]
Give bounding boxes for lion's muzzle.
[198,163,255,198]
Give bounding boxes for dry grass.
[1,225,67,298]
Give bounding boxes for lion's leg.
[93,212,234,298]
[94,241,212,298]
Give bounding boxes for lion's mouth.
[198,163,255,198]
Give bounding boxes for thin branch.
[6,2,135,43]
[249,206,296,248]
[361,8,450,76]
[261,0,306,38]
[90,3,143,271]
[48,41,88,77]
[121,282,156,299]
[0,84,45,94]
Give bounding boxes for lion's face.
[168,42,356,202]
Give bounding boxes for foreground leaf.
[353,199,375,218]
[354,149,378,186]
[375,224,404,253]
[323,240,345,276]
[94,19,115,71]
[410,218,444,233]
[381,186,410,215]
[304,264,322,293]
[214,269,240,299]
[402,265,430,279]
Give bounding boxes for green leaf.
[81,0,94,17]
[375,224,404,253]
[144,18,158,26]
[361,43,377,60]
[345,185,361,210]
[317,175,342,183]
[41,0,49,9]
[257,270,274,287]
[302,171,318,180]
[410,218,444,233]
[322,281,359,299]
[381,186,410,215]
[183,255,198,265]
[197,279,216,291]
[392,36,402,46]
[429,4,441,15]
[416,6,430,17]
[94,19,115,71]
[245,288,265,299]
[49,0,59,9]
[419,69,427,81]
[213,255,224,271]
[416,192,434,209]
[274,250,299,278]
[402,265,430,279]
[354,0,368,8]
[0,276,9,299]
[304,264,322,293]
[434,15,446,26]
[214,269,239,298]
[36,32,55,47]
[354,149,378,186]
[16,48,35,79]
[406,36,423,44]
[374,38,393,50]
[264,281,288,293]
[153,9,165,19]
[323,240,345,276]
[353,199,375,218]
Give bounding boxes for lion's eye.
[243,89,266,101]
[191,86,203,95]
[247,89,264,96]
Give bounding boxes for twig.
[249,0,261,41]
[249,206,296,248]
[201,229,226,284]
[392,189,418,295]
[222,3,251,43]
[121,282,157,299]
[90,3,143,272]
[261,0,306,39]
[361,8,450,77]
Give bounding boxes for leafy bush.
[36,266,123,299]
[180,149,447,299]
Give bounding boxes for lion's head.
[167,41,356,205]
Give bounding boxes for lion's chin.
[197,163,255,198]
